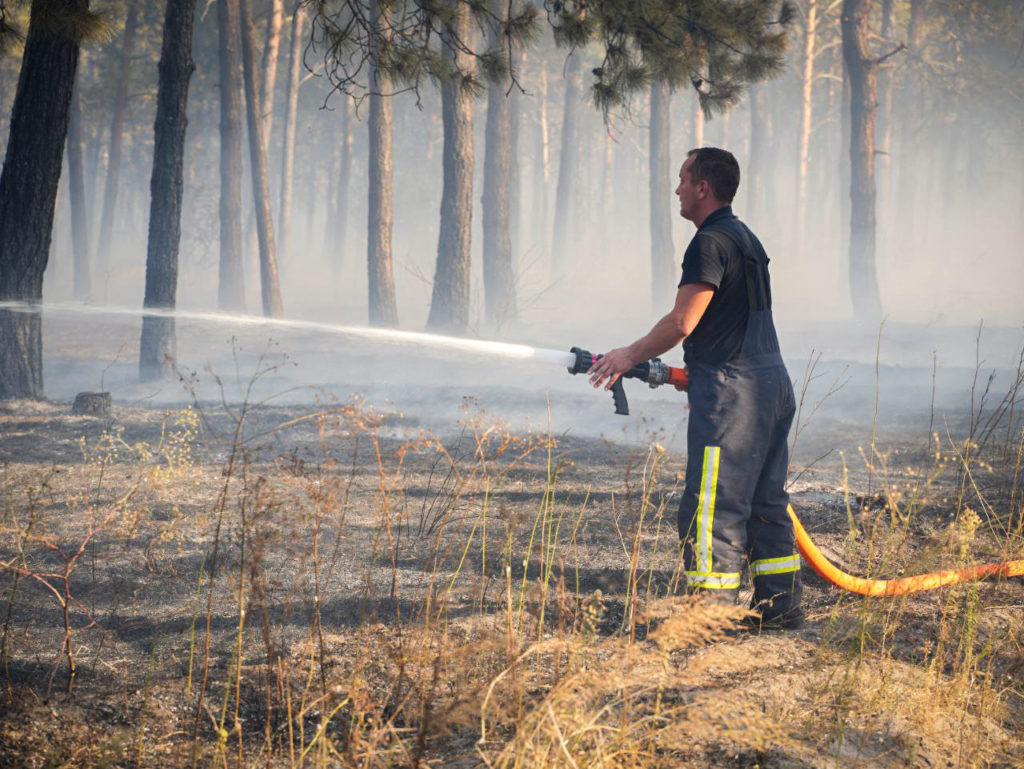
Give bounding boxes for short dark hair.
[686,147,740,203]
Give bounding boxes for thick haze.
[1,2,1021,452]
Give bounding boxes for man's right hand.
[588,348,635,391]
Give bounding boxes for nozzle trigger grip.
[611,378,629,416]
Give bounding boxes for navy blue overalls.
[678,220,803,623]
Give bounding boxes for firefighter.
[588,147,803,628]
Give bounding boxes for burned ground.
[0,379,1021,768]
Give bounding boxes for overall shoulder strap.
[698,224,771,311]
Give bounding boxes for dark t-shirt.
[677,206,751,367]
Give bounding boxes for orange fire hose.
[577,356,1024,595]
[787,505,1024,596]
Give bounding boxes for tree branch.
[872,41,905,66]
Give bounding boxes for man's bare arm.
[589,283,714,389]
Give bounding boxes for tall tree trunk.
[533,67,551,262]
[692,92,705,147]
[796,0,819,242]
[278,1,304,279]
[481,0,516,326]
[217,0,246,310]
[896,0,925,246]
[876,0,896,221]
[747,84,767,222]
[0,0,88,399]
[426,0,474,332]
[331,95,352,276]
[366,0,397,326]
[67,83,92,301]
[649,79,674,303]
[260,0,283,144]
[509,45,525,272]
[600,124,613,266]
[139,0,198,381]
[552,54,581,274]
[96,0,139,296]
[839,64,850,287]
[240,0,283,316]
[841,0,882,319]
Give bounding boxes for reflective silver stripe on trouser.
[749,555,801,577]
[686,446,740,589]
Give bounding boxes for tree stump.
[72,392,112,417]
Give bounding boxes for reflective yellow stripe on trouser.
[750,555,801,577]
[685,446,740,590]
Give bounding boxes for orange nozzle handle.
[665,366,690,391]
[788,505,1024,596]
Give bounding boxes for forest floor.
[0,383,1021,768]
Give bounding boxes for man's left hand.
[589,348,635,390]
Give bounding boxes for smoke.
[2,21,1019,458]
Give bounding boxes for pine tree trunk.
[876,0,896,219]
[260,0,283,144]
[509,45,524,266]
[481,0,516,326]
[0,0,88,400]
[821,35,842,247]
[534,68,550,262]
[692,92,705,147]
[649,79,674,303]
[552,54,581,273]
[333,95,353,275]
[600,124,613,266]
[139,0,198,382]
[796,0,818,242]
[366,0,397,326]
[217,0,246,310]
[427,0,474,333]
[278,1,304,276]
[747,84,767,222]
[839,65,850,283]
[67,83,92,301]
[896,0,925,244]
[841,0,882,319]
[240,0,283,317]
[96,0,139,297]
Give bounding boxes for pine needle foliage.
[1,0,112,55]
[312,0,538,105]
[545,0,793,116]
[29,0,111,44]
[0,0,26,56]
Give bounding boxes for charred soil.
[0,393,1021,768]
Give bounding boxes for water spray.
[0,300,578,367]
[3,300,1021,596]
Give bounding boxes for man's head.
[676,147,740,226]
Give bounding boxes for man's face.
[675,158,700,222]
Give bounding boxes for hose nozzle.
[567,346,689,415]
[568,346,594,375]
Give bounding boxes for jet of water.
[0,301,578,369]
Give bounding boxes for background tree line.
[0,0,1021,399]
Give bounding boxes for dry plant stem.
[868,319,885,498]
[135,644,157,769]
[230,463,249,767]
[789,349,848,486]
[624,445,663,639]
[310,470,327,697]
[0,490,129,694]
[1,488,43,685]
[185,564,204,697]
[191,399,248,768]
